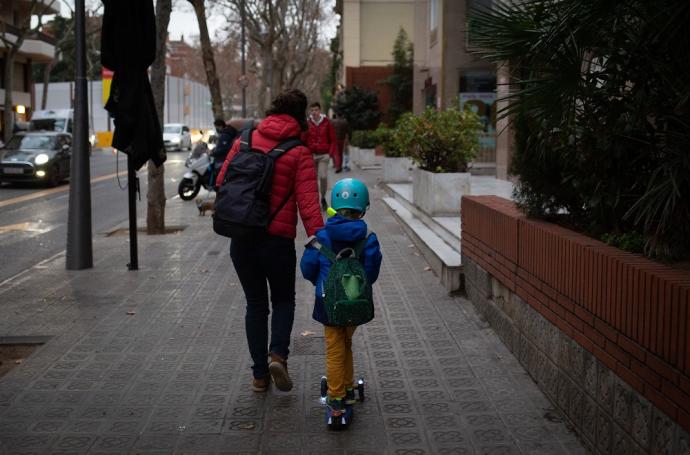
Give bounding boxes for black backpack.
[213,128,302,239]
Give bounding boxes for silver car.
[163,123,192,151]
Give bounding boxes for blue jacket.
[300,215,383,325]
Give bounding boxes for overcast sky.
[168,2,338,45]
[168,4,227,42]
[53,1,337,46]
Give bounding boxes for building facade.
[0,0,57,135]
[337,0,415,120]
[412,0,505,175]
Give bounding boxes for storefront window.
[460,71,497,161]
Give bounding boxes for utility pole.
[66,0,93,270]
[240,0,247,117]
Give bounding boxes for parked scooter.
[178,142,215,200]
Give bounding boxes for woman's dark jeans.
[230,235,296,379]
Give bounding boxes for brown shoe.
[268,354,293,392]
[251,376,270,393]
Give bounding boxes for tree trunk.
[2,49,17,143]
[258,44,273,113]
[189,0,223,119]
[147,0,172,235]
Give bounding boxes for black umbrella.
[101,0,165,170]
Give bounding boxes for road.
[0,148,190,284]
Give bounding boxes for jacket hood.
[257,114,302,141]
[323,215,368,243]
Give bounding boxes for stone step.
[383,183,461,249]
[382,197,462,292]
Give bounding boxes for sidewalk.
[0,167,585,455]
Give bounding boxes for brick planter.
[461,195,690,454]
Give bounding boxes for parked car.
[163,123,192,151]
[0,132,72,187]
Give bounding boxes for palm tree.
[470,0,690,259]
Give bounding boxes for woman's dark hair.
[214,118,226,127]
[266,89,308,130]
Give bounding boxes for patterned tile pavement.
[0,167,586,454]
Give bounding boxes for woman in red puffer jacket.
[215,89,323,393]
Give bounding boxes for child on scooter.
[300,178,382,428]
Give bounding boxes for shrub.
[471,0,690,260]
[332,86,381,131]
[372,125,403,157]
[601,232,645,255]
[350,130,378,148]
[394,107,482,173]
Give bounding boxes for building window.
[13,62,28,92]
[460,72,496,93]
[424,77,437,109]
[429,0,439,31]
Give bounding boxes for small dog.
[196,197,215,216]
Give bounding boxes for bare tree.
[222,0,328,113]
[0,0,57,142]
[41,3,74,109]
[40,0,102,109]
[147,0,172,234]
[187,0,224,119]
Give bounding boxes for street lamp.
[66,0,93,270]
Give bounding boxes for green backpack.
[310,233,374,327]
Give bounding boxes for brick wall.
[345,66,393,124]
[461,195,690,434]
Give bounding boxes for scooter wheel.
[357,377,365,402]
[178,178,200,200]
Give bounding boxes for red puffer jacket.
[304,115,337,155]
[215,114,324,239]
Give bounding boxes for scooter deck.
[325,403,353,430]
[320,376,365,431]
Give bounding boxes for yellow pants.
[324,325,357,399]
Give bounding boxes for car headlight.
[34,154,50,165]
[171,137,181,144]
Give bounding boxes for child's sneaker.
[345,388,356,405]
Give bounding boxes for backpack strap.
[267,137,302,160]
[265,138,304,223]
[306,236,337,263]
[354,230,373,258]
[239,127,253,154]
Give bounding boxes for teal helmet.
[331,178,370,213]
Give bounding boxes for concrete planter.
[348,145,359,164]
[413,168,471,216]
[357,148,377,167]
[383,157,415,183]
